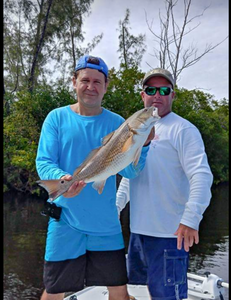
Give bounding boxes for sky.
[81,0,229,101]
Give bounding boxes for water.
[3,184,229,300]
[3,194,48,300]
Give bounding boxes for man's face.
[141,76,175,117]
[73,68,108,109]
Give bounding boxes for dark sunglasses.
[144,86,173,96]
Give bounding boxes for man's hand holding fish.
[61,175,86,198]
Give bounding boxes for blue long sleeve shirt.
[36,105,150,236]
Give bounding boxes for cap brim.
[143,74,174,87]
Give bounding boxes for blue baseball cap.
[75,55,108,78]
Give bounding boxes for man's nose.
[154,90,162,97]
[87,82,96,90]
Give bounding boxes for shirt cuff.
[143,141,151,147]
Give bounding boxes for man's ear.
[171,90,176,100]
[104,80,109,92]
[72,76,77,88]
[140,90,145,103]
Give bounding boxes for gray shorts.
[44,249,128,294]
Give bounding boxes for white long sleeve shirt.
[116,112,213,237]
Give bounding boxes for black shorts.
[44,249,128,294]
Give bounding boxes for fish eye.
[61,180,65,184]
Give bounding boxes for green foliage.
[173,88,214,114]
[186,110,228,184]
[14,87,76,129]
[103,67,145,119]
[3,78,229,196]
[4,87,76,194]
[4,106,40,193]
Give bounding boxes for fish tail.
[36,179,64,201]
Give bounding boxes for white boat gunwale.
[64,272,229,300]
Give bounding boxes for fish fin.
[36,179,64,201]
[133,148,142,166]
[101,131,115,145]
[73,148,101,177]
[92,180,106,194]
[121,124,138,152]
[122,134,134,152]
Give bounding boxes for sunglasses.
[144,86,173,96]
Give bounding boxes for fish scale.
[74,123,132,182]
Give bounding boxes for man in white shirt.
[116,68,213,300]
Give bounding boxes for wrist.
[143,141,151,147]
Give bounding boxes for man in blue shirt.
[36,55,152,300]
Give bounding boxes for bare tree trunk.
[70,26,76,70]
[122,26,128,69]
[28,0,54,92]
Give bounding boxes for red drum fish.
[37,107,160,200]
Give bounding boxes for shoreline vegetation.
[4,77,229,198]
